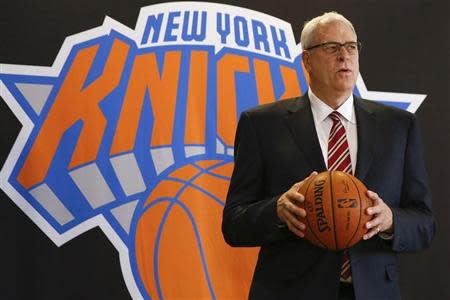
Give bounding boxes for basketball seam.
[140,161,227,299]
[329,171,339,250]
[345,174,364,249]
[173,199,218,299]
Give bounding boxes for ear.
[302,51,312,72]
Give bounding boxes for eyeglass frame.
[304,41,362,54]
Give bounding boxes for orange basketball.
[298,171,373,250]
[134,160,258,299]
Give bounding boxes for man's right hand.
[276,171,317,238]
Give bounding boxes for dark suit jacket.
[222,94,435,300]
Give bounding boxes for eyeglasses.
[305,41,362,55]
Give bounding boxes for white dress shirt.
[308,89,358,174]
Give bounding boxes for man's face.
[303,21,359,96]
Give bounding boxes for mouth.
[337,68,352,74]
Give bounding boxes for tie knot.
[329,111,341,123]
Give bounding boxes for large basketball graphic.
[134,160,257,299]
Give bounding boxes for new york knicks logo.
[0,2,426,299]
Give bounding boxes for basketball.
[298,171,373,250]
[134,160,258,299]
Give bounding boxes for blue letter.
[251,19,270,53]
[270,26,291,59]
[217,13,230,44]
[164,11,181,42]
[141,13,163,44]
[182,11,207,41]
[234,16,249,47]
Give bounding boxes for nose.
[337,46,352,60]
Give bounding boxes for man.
[222,12,435,300]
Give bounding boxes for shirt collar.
[308,89,356,124]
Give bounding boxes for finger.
[286,221,305,238]
[286,191,305,203]
[287,201,307,218]
[366,205,383,216]
[367,190,381,202]
[296,171,318,191]
[283,201,307,219]
[292,181,302,190]
[363,226,381,240]
[301,171,318,185]
[281,209,306,231]
[365,214,384,230]
[309,171,318,177]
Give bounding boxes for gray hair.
[300,12,357,50]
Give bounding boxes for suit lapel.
[283,95,327,172]
[282,94,378,179]
[354,97,377,181]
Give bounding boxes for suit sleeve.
[222,112,287,247]
[391,115,436,252]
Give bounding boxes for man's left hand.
[363,190,393,240]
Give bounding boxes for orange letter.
[217,54,250,147]
[185,51,208,145]
[253,58,275,105]
[17,39,129,189]
[111,51,181,155]
[279,65,302,99]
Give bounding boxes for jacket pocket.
[253,238,324,286]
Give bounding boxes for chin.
[334,85,354,94]
[334,80,356,92]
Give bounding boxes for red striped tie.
[327,111,352,281]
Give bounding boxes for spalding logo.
[0,2,426,299]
